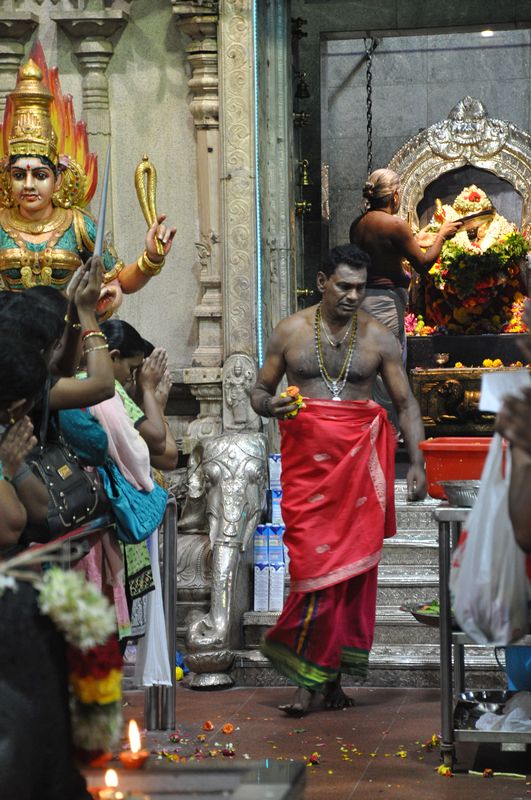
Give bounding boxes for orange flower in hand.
[284,385,299,397]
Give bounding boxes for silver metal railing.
[144,496,178,730]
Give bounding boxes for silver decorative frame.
[388,96,531,229]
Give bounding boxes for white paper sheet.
[479,369,531,413]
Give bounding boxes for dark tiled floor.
[122,686,530,799]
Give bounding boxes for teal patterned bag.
[98,459,167,544]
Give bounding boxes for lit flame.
[105,769,119,788]
[128,719,141,754]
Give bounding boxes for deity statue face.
[9,156,61,219]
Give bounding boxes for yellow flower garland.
[69,668,122,705]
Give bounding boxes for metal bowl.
[438,480,480,507]
[458,690,511,714]
[433,352,449,367]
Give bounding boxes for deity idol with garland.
[413,184,529,335]
[0,46,175,318]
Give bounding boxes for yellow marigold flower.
[437,764,453,777]
[454,362,464,368]
[482,358,493,368]
[70,669,122,705]
[492,358,503,367]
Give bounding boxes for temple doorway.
[288,18,531,299]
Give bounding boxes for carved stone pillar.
[218,0,258,359]
[0,16,38,114]
[172,0,223,452]
[182,366,223,453]
[173,3,224,449]
[52,14,129,217]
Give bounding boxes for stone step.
[373,607,439,644]
[381,538,438,564]
[248,555,440,593]
[376,565,439,605]
[242,606,440,649]
[230,645,506,689]
[395,504,438,531]
[394,481,440,502]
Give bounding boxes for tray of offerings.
[401,600,460,629]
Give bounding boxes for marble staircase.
[232,480,505,689]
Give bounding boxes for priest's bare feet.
[278,688,316,717]
[323,676,355,710]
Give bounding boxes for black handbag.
[26,382,110,541]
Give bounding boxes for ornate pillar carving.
[0,16,38,115]
[51,13,129,216]
[182,367,223,453]
[218,0,258,359]
[173,2,223,448]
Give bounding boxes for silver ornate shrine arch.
[388,96,531,229]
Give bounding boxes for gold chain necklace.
[314,304,357,401]
[4,206,68,235]
[320,316,352,348]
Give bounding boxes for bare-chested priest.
[250,243,427,716]
[349,168,462,356]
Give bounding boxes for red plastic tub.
[419,437,492,499]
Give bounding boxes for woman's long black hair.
[100,319,145,357]
[0,332,48,411]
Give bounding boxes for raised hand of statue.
[138,347,168,391]
[145,214,177,263]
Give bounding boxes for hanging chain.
[364,37,378,176]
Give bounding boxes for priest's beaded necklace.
[314,303,357,401]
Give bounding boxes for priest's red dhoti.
[261,398,397,689]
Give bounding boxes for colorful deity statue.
[0,45,175,317]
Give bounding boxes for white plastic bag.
[450,434,528,645]
[134,528,172,687]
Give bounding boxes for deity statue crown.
[453,184,492,215]
[0,42,97,209]
[8,59,58,165]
